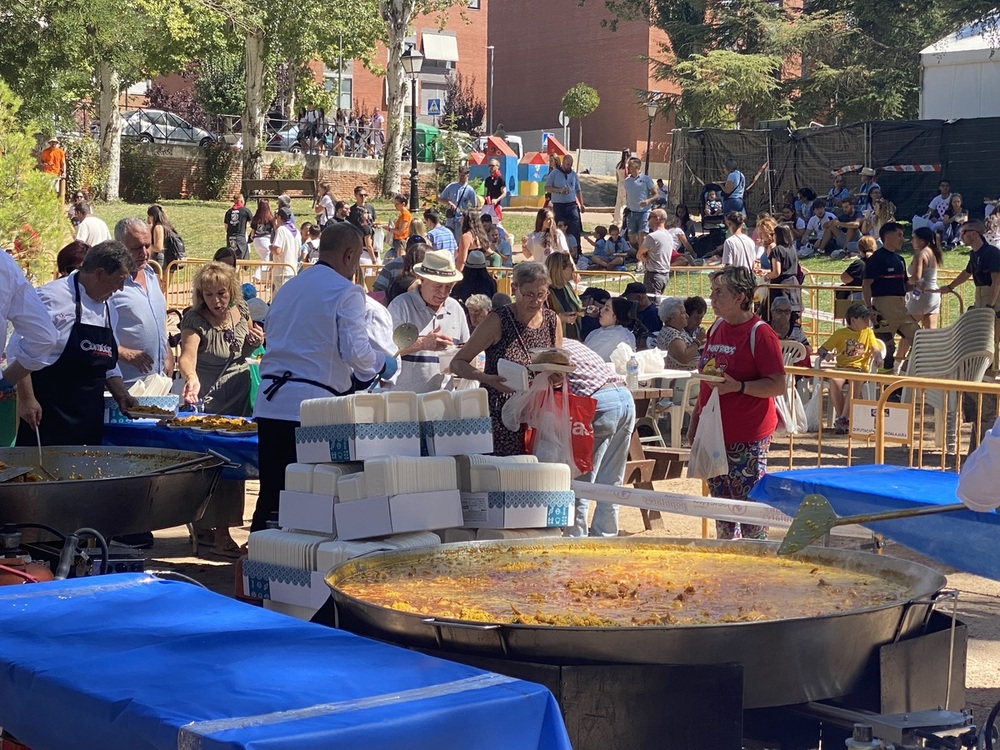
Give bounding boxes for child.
[819,302,883,434]
[303,225,321,263]
[800,199,837,258]
[591,224,629,269]
[704,190,723,217]
[587,226,612,269]
[655,178,669,207]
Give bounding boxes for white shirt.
[271,224,299,278]
[364,295,398,387]
[316,194,335,223]
[7,271,122,379]
[928,194,951,218]
[254,265,386,422]
[0,251,58,372]
[387,287,470,394]
[75,215,110,246]
[110,265,168,384]
[524,230,569,260]
[722,233,756,272]
[584,326,636,361]
[805,212,836,237]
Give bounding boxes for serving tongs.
[778,493,967,555]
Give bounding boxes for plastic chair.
[779,340,807,366]
[904,308,996,452]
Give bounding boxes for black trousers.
[250,417,300,531]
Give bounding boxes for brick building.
[329,1,489,125]
[487,0,678,163]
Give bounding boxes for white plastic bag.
[774,381,807,436]
[688,389,729,479]
[373,226,386,259]
[957,417,1000,511]
[501,377,580,475]
[803,377,822,433]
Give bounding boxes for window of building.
[468,0,480,8]
[324,62,353,111]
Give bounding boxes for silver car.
[122,109,217,147]
[266,123,303,153]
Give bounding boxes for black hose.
[985,699,1000,750]
[73,528,109,576]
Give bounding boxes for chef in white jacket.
[0,250,59,395]
[251,223,397,530]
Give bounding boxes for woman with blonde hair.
[545,251,582,340]
[178,261,264,557]
[179,262,263,415]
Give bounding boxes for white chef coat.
[387,287,469,394]
[111,264,168,384]
[365,294,399,387]
[0,251,58,371]
[271,224,299,281]
[7,271,123,379]
[254,264,386,422]
[75,215,110,246]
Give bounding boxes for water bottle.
[626,355,640,391]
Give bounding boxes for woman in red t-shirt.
[688,267,786,540]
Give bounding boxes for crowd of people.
[12,147,1000,550]
[289,106,386,158]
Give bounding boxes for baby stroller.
[691,182,727,257]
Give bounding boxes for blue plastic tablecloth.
[0,574,570,750]
[750,465,1000,580]
[103,421,258,480]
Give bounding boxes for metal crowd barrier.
[163,259,297,310]
[776,365,1000,473]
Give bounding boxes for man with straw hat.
[388,249,470,393]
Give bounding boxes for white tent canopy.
[920,17,1000,119]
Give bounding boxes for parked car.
[122,109,217,147]
[267,123,303,153]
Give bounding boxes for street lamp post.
[401,44,424,211]
[644,101,658,176]
[486,45,495,134]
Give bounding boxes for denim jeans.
[626,208,651,238]
[552,202,583,253]
[722,197,744,215]
[567,384,636,537]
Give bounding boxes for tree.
[561,83,600,151]
[377,0,466,198]
[0,81,68,274]
[442,71,486,134]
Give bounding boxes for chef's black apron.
[17,275,119,447]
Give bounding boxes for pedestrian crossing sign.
[427,99,442,116]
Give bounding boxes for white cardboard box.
[278,490,337,536]
[461,490,574,529]
[389,490,464,533]
[242,559,329,609]
[421,418,494,457]
[295,423,422,463]
[334,495,393,540]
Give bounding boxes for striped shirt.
[562,339,624,397]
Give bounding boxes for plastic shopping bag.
[688,389,729,479]
[774,380,807,436]
[957,417,1000,511]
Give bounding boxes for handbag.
[688,389,729,479]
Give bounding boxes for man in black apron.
[250,223,396,530]
[15,242,137,446]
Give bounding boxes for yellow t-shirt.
[821,326,877,371]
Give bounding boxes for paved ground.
[141,472,1000,732]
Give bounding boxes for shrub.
[63,137,108,202]
[202,141,239,200]
[120,142,161,203]
[0,81,68,274]
[268,155,302,180]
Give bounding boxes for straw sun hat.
[414,249,464,284]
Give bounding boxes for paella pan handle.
[139,450,239,476]
[420,617,510,658]
[892,588,959,643]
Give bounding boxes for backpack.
[164,231,187,268]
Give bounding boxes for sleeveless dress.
[484,305,558,456]
[905,253,940,317]
[181,301,255,417]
